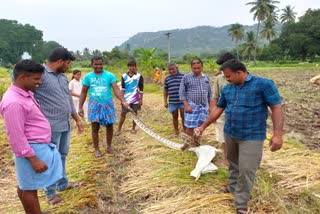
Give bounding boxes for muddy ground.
[253,69,320,150]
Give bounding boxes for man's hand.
[185,105,192,113]
[78,107,84,117]
[122,102,130,110]
[76,119,84,134]
[194,126,204,136]
[27,156,48,173]
[139,100,143,106]
[164,102,168,108]
[269,135,283,152]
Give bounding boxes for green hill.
[119,24,282,57]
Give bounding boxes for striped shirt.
[121,72,144,104]
[164,72,184,104]
[0,85,51,157]
[217,73,282,140]
[179,72,212,105]
[34,65,76,132]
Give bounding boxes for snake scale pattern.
[129,111,197,151]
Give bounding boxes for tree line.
[1,2,320,68]
[228,0,320,63]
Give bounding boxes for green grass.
[144,83,162,93]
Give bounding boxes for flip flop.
[47,195,63,205]
[64,181,84,190]
[95,153,104,158]
[95,150,104,158]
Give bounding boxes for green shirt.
[212,74,228,99]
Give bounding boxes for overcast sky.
[1,0,320,52]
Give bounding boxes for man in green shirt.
[211,52,236,164]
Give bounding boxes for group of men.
[0,48,137,213]
[163,53,284,214]
[0,48,284,213]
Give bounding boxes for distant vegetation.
[117,24,281,57]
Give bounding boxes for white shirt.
[69,79,82,101]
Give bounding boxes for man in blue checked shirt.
[195,59,284,214]
[179,58,213,143]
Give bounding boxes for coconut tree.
[244,31,256,61]
[228,23,245,59]
[246,0,279,65]
[280,5,297,24]
[260,21,277,42]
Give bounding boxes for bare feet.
[130,129,137,134]
[106,146,113,154]
[114,130,121,136]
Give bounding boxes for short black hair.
[191,58,203,66]
[48,47,75,62]
[127,59,136,66]
[91,56,103,64]
[167,62,176,68]
[221,59,247,73]
[13,60,44,80]
[216,52,236,65]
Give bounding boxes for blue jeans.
[44,130,71,198]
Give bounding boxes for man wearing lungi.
[0,60,63,213]
[79,56,129,157]
[179,58,213,143]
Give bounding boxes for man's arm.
[163,89,168,108]
[111,82,129,109]
[182,100,192,113]
[139,92,144,106]
[72,114,84,133]
[269,104,284,152]
[195,107,224,135]
[209,98,218,114]
[78,85,89,117]
[139,75,144,106]
[26,156,48,173]
[2,103,48,173]
[179,77,192,112]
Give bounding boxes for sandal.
[47,195,63,205]
[237,208,248,214]
[95,150,104,158]
[64,181,84,190]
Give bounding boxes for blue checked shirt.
[217,73,282,141]
[34,65,76,132]
[179,73,212,105]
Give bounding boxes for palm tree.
[280,5,297,23]
[246,0,279,65]
[260,21,277,42]
[228,23,245,59]
[244,31,256,61]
